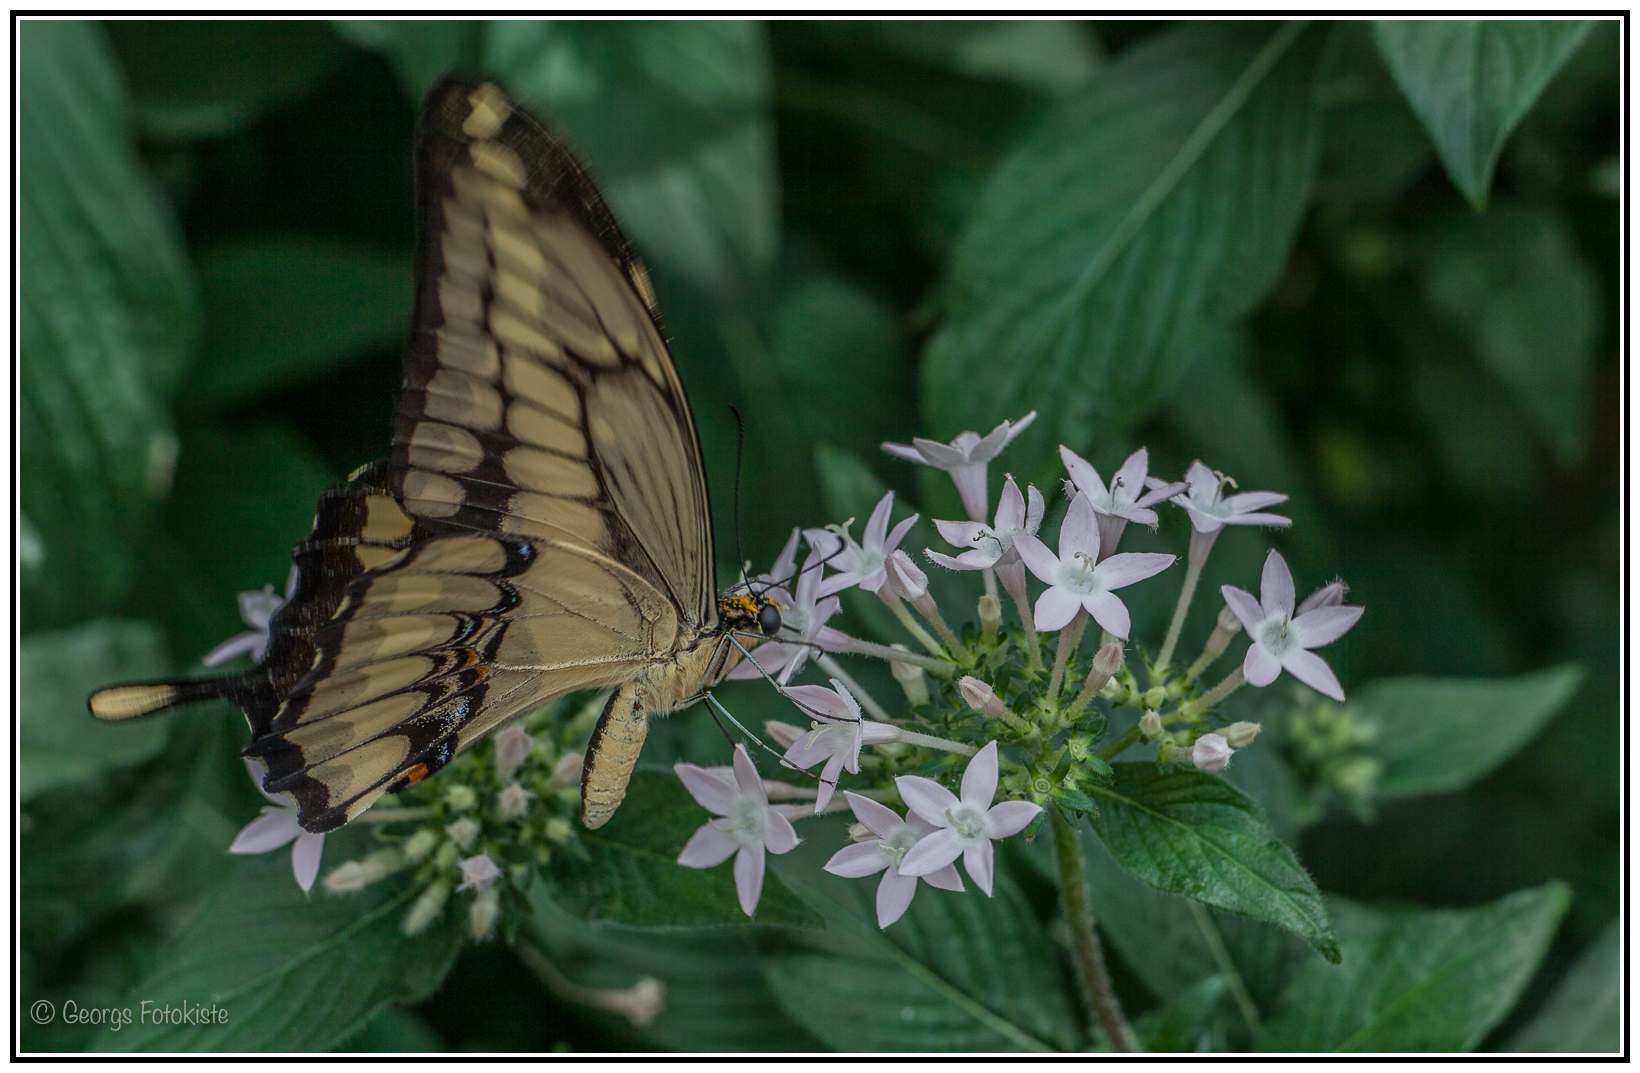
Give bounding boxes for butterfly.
[88,80,783,833]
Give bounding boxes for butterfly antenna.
[727,404,759,598]
[726,633,851,727]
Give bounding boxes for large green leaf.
[484,21,776,295]
[1419,203,1600,462]
[762,864,1079,1051]
[1372,20,1592,207]
[105,20,345,139]
[186,235,410,412]
[1358,665,1583,801]
[923,21,1325,463]
[545,770,820,929]
[19,21,198,625]
[1086,764,1339,962]
[96,851,464,1051]
[1505,919,1620,1053]
[332,20,484,99]
[20,621,173,801]
[1261,883,1569,1052]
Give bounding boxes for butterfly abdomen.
[87,673,256,722]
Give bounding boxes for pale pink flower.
[896,741,1042,896]
[807,493,919,597]
[675,746,800,916]
[494,724,532,778]
[884,411,1037,521]
[1190,733,1233,772]
[202,568,295,666]
[459,853,503,893]
[730,545,853,684]
[1014,493,1175,638]
[1221,550,1363,702]
[926,475,1045,572]
[824,792,964,928]
[229,758,326,893]
[1155,461,1291,535]
[779,680,899,812]
[1060,445,1185,557]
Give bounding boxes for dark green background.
[19,19,1618,1052]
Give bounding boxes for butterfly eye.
[757,604,782,637]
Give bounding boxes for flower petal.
[1059,445,1108,501]
[1291,605,1364,649]
[733,846,766,917]
[1220,586,1265,635]
[1024,484,1046,533]
[864,492,895,549]
[202,631,261,668]
[764,807,801,854]
[994,476,1025,530]
[678,823,739,868]
[961,740,999,809]
[1084,591,1131,640]
[1183,460,1217,497]
[229,810,300,855]
[1260,550,1296,617]
[1297,580,1348,614]
[925,548,994,571]
[1226,511,1292,529]
[826,841,889,878]
[898,828,963,876]
[783,683,853,723]
[882,441,924,464]
[1113,447,1148,500]
[815,753,846,812]
[895,774,959,826]
[911,436,966,467]
[948,463,990,522]
[1225,490,1288,514]
[675,763,737,815]
[732,745,768,806]
[290,832,325,893]
[1283,648,1346,701]
[1135,480,1187,509]
[1013,532,1060,584]
[861,720,900,746]
[1034,586,1082,633]
[875,870,919,928]
[922,863,965,893]
[1095,551,1175,590]
[963,839,996,897]
[844,791,905,840]
[934,518,987,550]
[1059,493,1100,561]
[884,513,919,555]
[985,800,1043,839]
[1243,642,1283,687]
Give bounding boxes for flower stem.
[517,940,665,1028]
[1192,668,1246,714]
[354,807,435,824]
[889,728,977,757]
[816,654,894,724]
[1047,612,1088,701]
[882,590,949,660]
[1155,553,1204,675]
[1049,807,1137,1052]
[1097,725,1142,762]
[839,637,955,675]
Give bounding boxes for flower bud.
[1138,711,1164,740]
[890,648,929,705]
[494,724,533,778]
[605,977,667,1028]
[1093,642,1124,677]
[548,751,583,790]
[1223,721,1261,749]
[498,782,532,820]
[468,888,501,941]
[445,784,478,812]
[459,853,502,893]
[434,841,459,869]
[445,817,480,851]
[886,549,928,601]
[403,880,451,935]
[977,593,1002,643]
[545,816,573,845]
[1298,579,1348,614]
[1216,603,1243,635]
[361,847,404,883]
[1190,733,1233,773]
[403,828,439,863]
[958,675,1005,718]
[323,861,370,894]
[1142,686,1168,710]
[763,720,805,749]
[847,821,873,843]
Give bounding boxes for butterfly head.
[719,591,782,637]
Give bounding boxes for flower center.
[945,803,988,845]
[1057,552,1100,595]
[879,825,920,869]
[1258,615,1295,656]
[722,796,767,850]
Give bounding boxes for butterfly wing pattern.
[89,81,742,833]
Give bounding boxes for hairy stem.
[1155,553,1204,674]
[890,728,978,757]
[1047,612,1088,700]
[1050,808,1137,1052]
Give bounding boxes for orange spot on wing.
[403,763,431,785]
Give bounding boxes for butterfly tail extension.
[87,673,257,722]
[580,683,649,829]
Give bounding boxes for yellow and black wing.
[90,81,719,832]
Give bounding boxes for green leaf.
[545,770,820,929]
[186,235,411,412]
[19,21,198,625]
[1419,203,1599,462]
[864,21,1101,95]
[98,851,465,1051]
[1505,918,1620,1053]
[763,866,1079,1051]
[1372,20,1593,207]
[1133,977,1230,1052]
[484,21,776,294]
[530,894,822,1051]
[1086,763,1339,962]
[923,21,1325,460]
[105,20,345,139]
[1359,664,1583,800]
[1261,883,1569,1052]
[339,1008,444,1053]
[21,621,173,801]
[333,20,484,99]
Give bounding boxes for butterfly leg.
[580,683,648,829]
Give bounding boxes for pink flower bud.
[1190,733,1233,772]
[886,549,929,601]
[958,675,1006,718]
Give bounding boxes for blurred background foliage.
[19,18,1618,1052]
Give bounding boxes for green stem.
[1098,726,1143,763]
[1050,808,1137,1052]
[1155,553,1204,675]
[1047,612,1088,700]
[1187,901,1263,1037]
[890,728,977,757]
